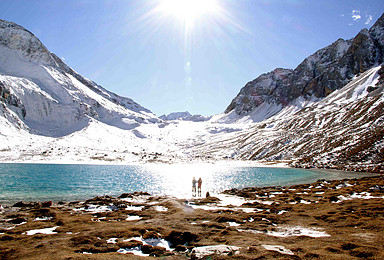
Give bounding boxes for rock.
[0,235,16,241]
[165,231,199,247]
[341,243,358,250]
[13,201,35,207]
[118,191,150,198]
[10,217,26,224]
[42,201,52,207]
[367,86,378,92]
[329,196,339,203]
[175,245,187,252]
[38,208,51,215]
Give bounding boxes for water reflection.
[139,163,236,198]
[0,163,369,203]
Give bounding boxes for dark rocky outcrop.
[0,81,26,118]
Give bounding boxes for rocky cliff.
[194,64,384,172]
[225,13,384,122]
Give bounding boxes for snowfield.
[0,64,382,171]
[0,18,383,172]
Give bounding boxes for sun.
[157,0,219,28]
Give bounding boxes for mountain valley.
[0,15,383,173]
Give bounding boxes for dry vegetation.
[1,176,383,259]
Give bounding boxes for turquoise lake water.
[0,163,365,204]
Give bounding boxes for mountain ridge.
[224,13,384,122]
[194,64,384,172]
[159,111,211,122]
[0,19,159,137]
[0,16,383,172]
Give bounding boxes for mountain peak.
[0,19,29,32]
[160,111,211,122]
[371,13,384,30]
[0,19,53,65]
[224,13,384,122]
[0,19,158,137]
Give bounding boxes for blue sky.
[0,0,383,116]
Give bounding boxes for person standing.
[197,177,202,197]
[192,177,197,196]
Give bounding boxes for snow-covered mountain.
[223,13,384,123]
[0,16,383,173]
[190,14,384,172]
[0,19,159,137]
[159,111,211,122]
[193,64,384,172]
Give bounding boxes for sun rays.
[157,0,220,30]
[128,0,251,113]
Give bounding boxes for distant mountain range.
[0,16,383,172]
[159,111,211,122]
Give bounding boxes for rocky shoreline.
[1,175,383,259]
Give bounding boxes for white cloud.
[365,15,373,25]
[352,10,361,21]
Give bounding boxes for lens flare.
[158,0,219,28]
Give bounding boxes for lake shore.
[0,162,377,205]
[0,157,291,168]
[1,175,383,259]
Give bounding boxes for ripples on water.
[0,163,358,203]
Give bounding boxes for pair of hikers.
[192,177,202,197]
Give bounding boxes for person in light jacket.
[192,177,197,196]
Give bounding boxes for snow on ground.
[33,217,53,221]
[0,112,278,165]
[334,192,384,203]
[125,205,144,211]
[265,226,330,237]
[188,194,264,213]
[239,225,330,238]
[191,245,240,258]
[125,215,142,221]
[117,236,172,256]
[73,204,118,213]
[0,38,382,167]
[189,65,384,165]
[1,19,383,170]
[24,226,58,235]
[261,245,294,255]
[153,206,168,212]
